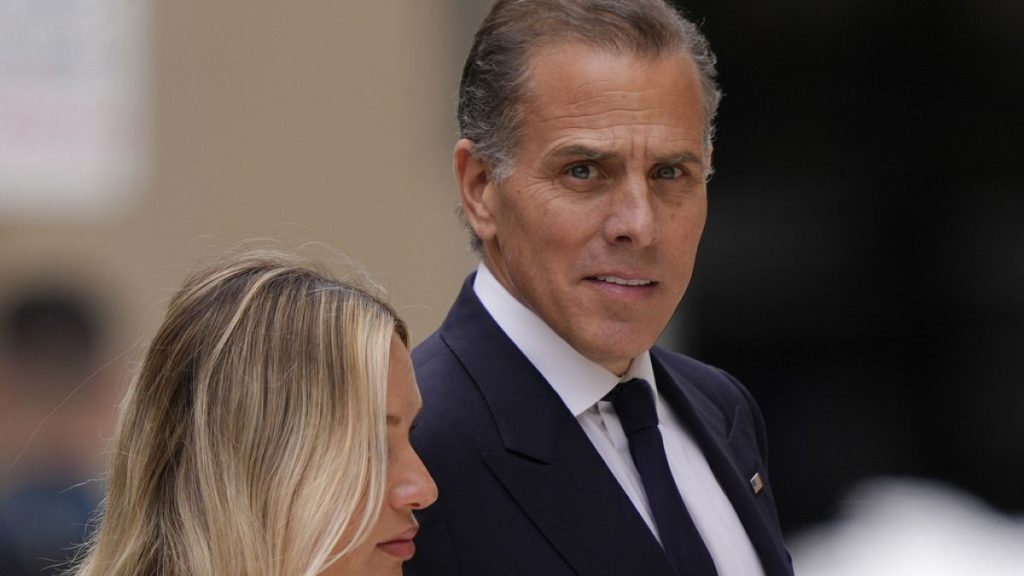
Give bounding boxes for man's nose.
[604,174,658,247]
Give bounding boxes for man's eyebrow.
[549,144,615,161]
[550,146,703,166]
[656,151,703,165]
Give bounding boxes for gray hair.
[457,0,722,249]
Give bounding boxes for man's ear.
[454,138,498,242]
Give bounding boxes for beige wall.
[1,1,483,358]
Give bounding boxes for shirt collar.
[473,263,654,416]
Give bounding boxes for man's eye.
[567,163,595,180]
[653,165,684,179]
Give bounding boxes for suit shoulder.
[652,347,756,408]
[653,347,770,453]
[409,330,483,433]
[411,331,460,384]
[412,329,446,366]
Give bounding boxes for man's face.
[466,43,710,375]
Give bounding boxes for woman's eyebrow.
[386,406,423,427]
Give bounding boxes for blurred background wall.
[1,2,481,573]
[1,0,1021,573]
[674,0,1024,531]
[670,0,1024,572]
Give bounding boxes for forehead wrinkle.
[526,73,672,114]
[531,101,702,143]
[535,96,679,124]
[540,118,696,141]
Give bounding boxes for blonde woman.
[71,252,437,575]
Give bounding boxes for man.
[407,1,792,575]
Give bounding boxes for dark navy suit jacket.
[406,276,793,576]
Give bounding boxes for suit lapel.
[439,281,675,576]
[651,352,791,576]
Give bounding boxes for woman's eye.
[567,163,595,180]
[654,165,684,179]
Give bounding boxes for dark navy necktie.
[607,378,719,576]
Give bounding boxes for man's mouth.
[593,275,655,287]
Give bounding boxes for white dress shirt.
[474,263,764,576]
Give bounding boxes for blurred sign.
[0,0,148,219]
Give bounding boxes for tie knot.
[606,378,659,436]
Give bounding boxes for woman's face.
[322,334,438,575]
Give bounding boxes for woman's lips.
[378,528,418,561]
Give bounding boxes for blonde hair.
[71,251,408,576]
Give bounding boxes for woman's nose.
[392,449,439,511]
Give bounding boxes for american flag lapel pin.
[750,473,764,495]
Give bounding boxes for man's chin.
[577,340,654,375]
